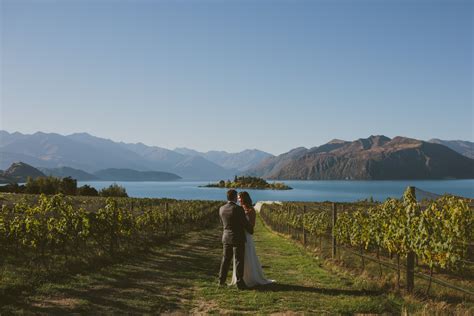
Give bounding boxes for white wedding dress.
[230,223,275,287]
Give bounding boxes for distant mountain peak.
[327,139,347,144]
[68,132,94,137]
[288,147,307,152]
[7,161,34,170]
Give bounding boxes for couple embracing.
[218,189,274,290]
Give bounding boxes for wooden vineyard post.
[287,206,291,236]
[340,204,344,254]
[302,205,307,246]
[332,203,337,259]
[110,200,118,257]
[407,248,415,293]
[406,186,416,293]
[165,202,169,236]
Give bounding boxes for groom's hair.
[227,189,237,201]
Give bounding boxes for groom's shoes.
[236,281,249,290]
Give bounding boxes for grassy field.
[195,217,407,314]
[1,215,415,314]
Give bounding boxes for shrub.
[99,183,128,197]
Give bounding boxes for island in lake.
[202,176,292,190]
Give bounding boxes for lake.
[78,180,474,202]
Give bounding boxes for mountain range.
[0,131,273,180]
[1,131,473,181]
[246,136,474,180]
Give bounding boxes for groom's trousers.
[219,243,245,286]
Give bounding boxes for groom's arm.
[238,206,254,235]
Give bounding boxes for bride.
[231,191,274,287]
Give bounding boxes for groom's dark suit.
[218,201,254,288]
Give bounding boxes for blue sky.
[1,0,472,155]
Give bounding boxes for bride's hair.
[238,191,253,209]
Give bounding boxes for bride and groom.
[218,189,274,290]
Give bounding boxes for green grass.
[2,216,408,314]
[194,216,405,314]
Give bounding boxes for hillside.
[93,168,181,181]
[245,147,309,178]
[429,139,474,159]
[1,162,46,183]
[247,136,474,180]
[174,148,273,171]
[40,167,99,181]
[0,175,12,184]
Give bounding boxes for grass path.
[1,216,405,314]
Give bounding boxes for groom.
[218,189,254,289]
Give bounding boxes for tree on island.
[203,176,291,190]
